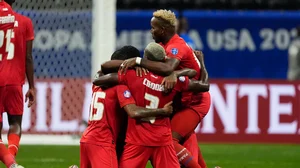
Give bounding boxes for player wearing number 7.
[80,46,174,168]
[93,42,209,168]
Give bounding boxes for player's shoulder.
[15,13,32,22]
[167,37,189,51]
[124,69,137,77]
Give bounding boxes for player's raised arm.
[93,73,119,87]
[194,50,209,83]
[186,79,210,92]
[119,53,179,76]
[162,68,197,91]
[141,57,179,76]
[165,72,209,92]
[101,46,141,74]
[101,60,123,74]
[120,42,180,76]
[123,102,173,119]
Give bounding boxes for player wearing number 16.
[93,42,209,168]
[80,47,174,168]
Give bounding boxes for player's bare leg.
[7,114,22,156]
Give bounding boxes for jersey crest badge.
[123,90,131,98]
[171,48,178,55]
[179,76,186,82]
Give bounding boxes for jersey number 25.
[0,29,14,60]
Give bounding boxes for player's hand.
[97,70,104,76]
[194,50,204,61]
[25,88,36,108]
[161,72,177,93]
[119,57,138,74]
[135,67,149,77]
[163,101,173,115]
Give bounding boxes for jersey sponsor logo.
[123,90,131,98]
[179,76,186,82]
[171,48,178,55]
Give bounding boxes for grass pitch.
[1,144,299,168]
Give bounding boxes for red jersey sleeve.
[118,70,135,85]
[165,44,186,61]
[25,17,34,41]
[116,85,136,108]
[173,76,189,92]
[118,72,127,85]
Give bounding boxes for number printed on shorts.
[143,93,160,124]
[89,91,106,121]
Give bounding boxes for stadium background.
[1,0,300,167]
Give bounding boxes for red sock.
[198,146,207,168]
[0,140,16,167]
[173,139,201,168]
[8,134,20,156]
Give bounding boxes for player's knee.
[8,122,21,134]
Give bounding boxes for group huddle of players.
[0,0,35,168]
[79,9,211,168]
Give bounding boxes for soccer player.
[2,0,35,158]
[93,42,209,168]
[119,10,210,168]
[0,1,24,168]
[80,46,174,168]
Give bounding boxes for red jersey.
[0,1,14,86]
[6,13,34,85]
[160,34,203,106]
[118,70,189,146]
[80,85,136,147]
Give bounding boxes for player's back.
[6,13,34,85]
[163,34,201,80]
[119,70,188,146]
[81,85,124,147]
[0,1,14,86]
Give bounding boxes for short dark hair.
[111,45,140,60]
[4,0,15,6]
